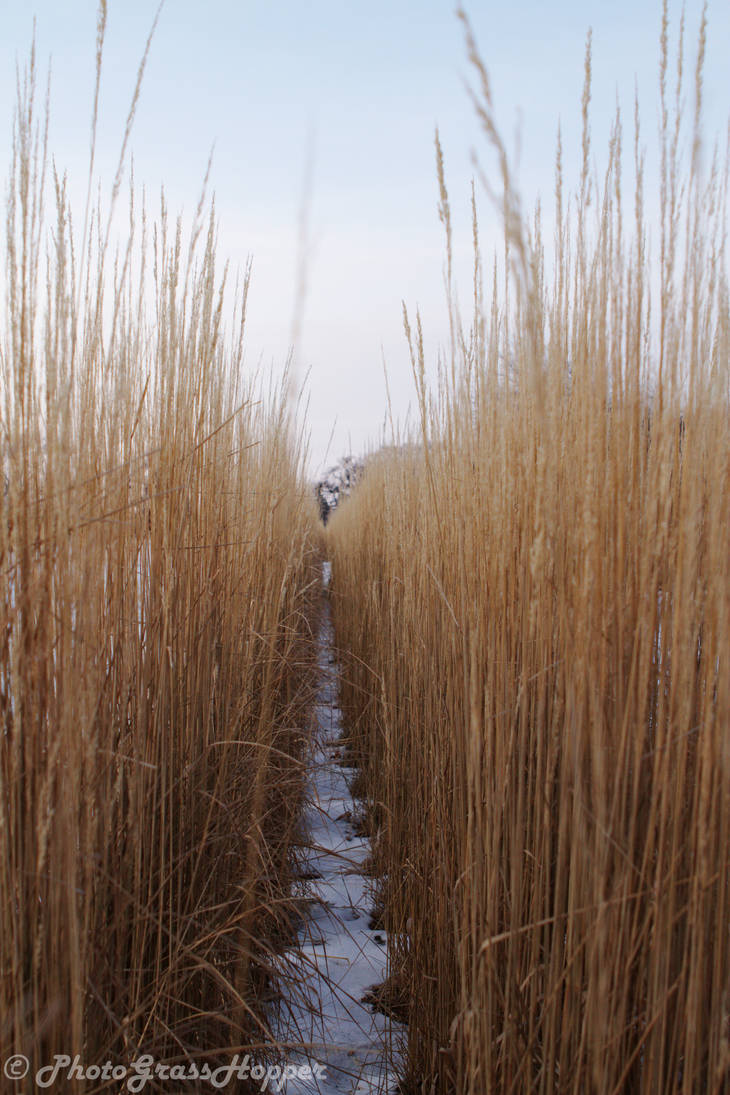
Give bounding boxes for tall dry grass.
[0,26,319,1086]
[328,7,730,1093]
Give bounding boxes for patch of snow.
[271,565,405,1094]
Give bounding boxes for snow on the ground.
[271,562,405,1094]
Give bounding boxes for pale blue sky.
[1,2,727,475]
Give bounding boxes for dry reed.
[328,7,730,1092]
[0,24,319,1090]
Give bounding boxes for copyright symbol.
[4,1055,30,1080]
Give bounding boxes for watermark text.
[3,1052,325,1091]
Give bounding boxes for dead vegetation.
[328,6,730,1092]
[0,17,319,1086]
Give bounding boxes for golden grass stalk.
[328,7,730,1092]
[0,29,319,1084]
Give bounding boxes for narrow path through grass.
[273,562,405,1095]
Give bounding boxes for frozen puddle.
[272,562,404,1094]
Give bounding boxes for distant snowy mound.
[314,455,364,524]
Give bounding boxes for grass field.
[0,25,321,1084]
[2,4,729,1093]
[327,9,730,1092]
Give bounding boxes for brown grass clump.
[0,22,319,1087]
[328,6,730,1093]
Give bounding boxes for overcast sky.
[1,1,727,476]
